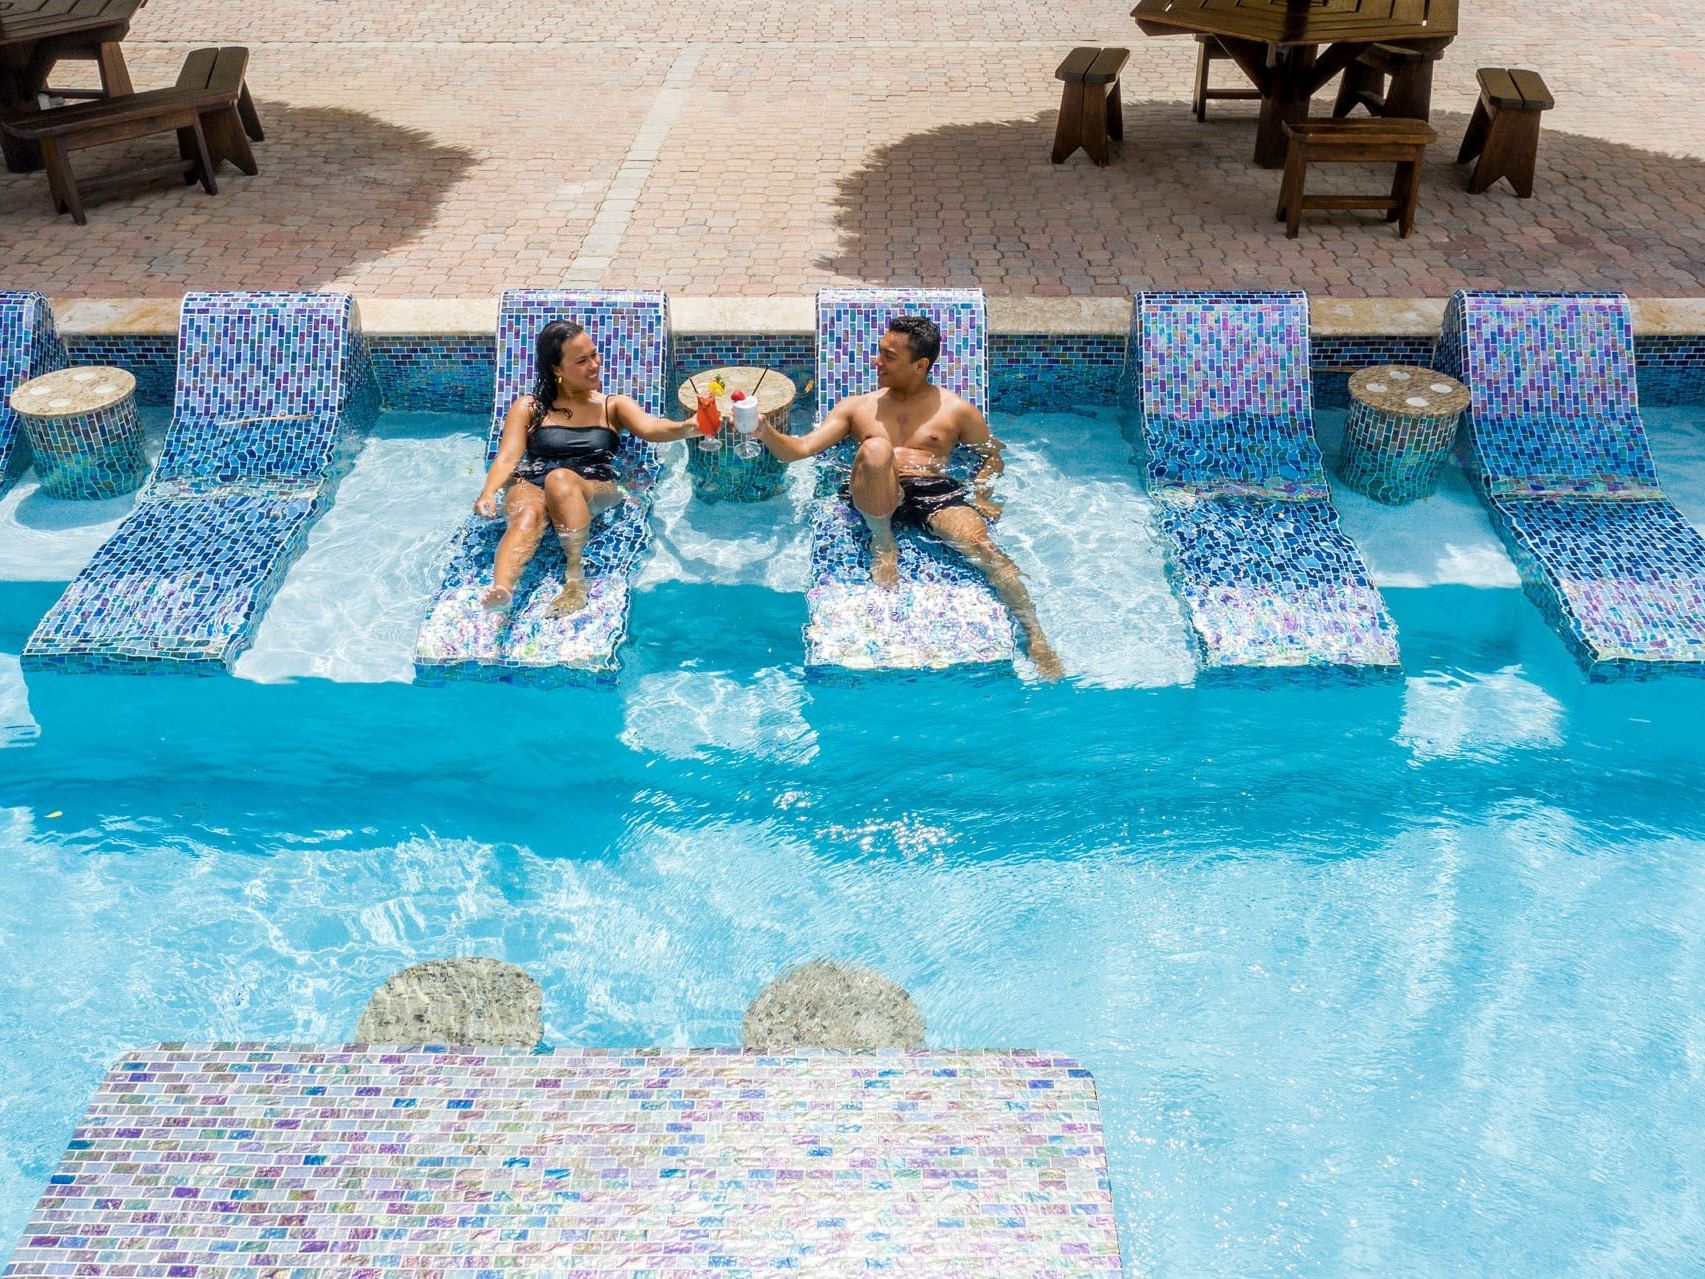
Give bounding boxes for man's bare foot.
[870,542,899,589]
[1028,637,1065,682]
[547,578,589,616]
[480,584,514,612]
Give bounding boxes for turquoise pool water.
[1,408,1703,1275]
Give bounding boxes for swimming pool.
[2,405,1703,1276]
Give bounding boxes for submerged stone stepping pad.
[11,1046,1121,1276]
[742,959,925,1050]
[355,956,542,1048]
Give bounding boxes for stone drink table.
[677,365,796,502]
[7,364,147,498]
[1337,364,1469,504]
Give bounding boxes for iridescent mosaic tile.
[7,1045,1122,1279]
[807,289,1016,674]
[413,290,670,684]
[368,333,493,415]
[1437,290,1705,678]
[64,333,176,406]
[1133,291,1400,674]
[22,292,380,674]
[1,290,70,481]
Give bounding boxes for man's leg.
[925,505,1064,680]
[849,437,902,588]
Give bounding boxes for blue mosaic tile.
[7,367,148,499]
[64,333,176,405]
[0,290,69,481]
[1311,334,1438,408]
[805,289,1015,673]
[991,332,1130,413]
[368,333,494,415]
[1437,290,1705,677]
[1133,291,1400,673]
[413,290,671,684]
[1633,334,1705,409]
[22,292,380,674]
[1336,366,1469,505]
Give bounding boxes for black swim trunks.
[843,474,973,529]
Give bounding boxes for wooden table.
[1133,0,1458,167]
[0,0,146,171]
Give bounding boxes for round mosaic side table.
[7,365,148,499]
[676,366,796,503]
[1338,365,1470,505]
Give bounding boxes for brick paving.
[2,1,1703,298]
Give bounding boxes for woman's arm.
[759,396,855,462]
[609,395,697,443]
[475,398,534,516]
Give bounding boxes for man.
[757,315,1062,680]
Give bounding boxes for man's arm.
[759,395,858,462]
[955,401,1005,485]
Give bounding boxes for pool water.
[1,407,1703,1276]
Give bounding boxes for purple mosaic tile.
[807,289,1016,673]
[1133,291,1400,674]
[1437,290,1705,677]
[5,1045,1122,1279]
[413,290,670,683]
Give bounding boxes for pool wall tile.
[7,1045,1122,1278]
[62,333,175,406]
[806,288,1017,672]
[22,292,380,674]
[368,333,493,415]
[1437,289,1705,677]
[1,290,70,479]
[413,290,670,683]
[1132,290,1401,675]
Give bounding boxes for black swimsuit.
[514,398,619,485]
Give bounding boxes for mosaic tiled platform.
[413,290,670,684]
[1437,290,1705,678]
[22,292,380,674]
[806,289,1015,674]
[1133,291,1400,675]
[0,291,69,480]
[4,1045,1122,1279]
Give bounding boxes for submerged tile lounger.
[806,288,1016,673]
[413,290,668,684]
[5,1045,1122,1278]
[23,292,379,673]
[1436,290,1705,677]
[0,290,70,481]
[1134,291,1400,674]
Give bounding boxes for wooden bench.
[1191,34,1260,122]
[1275,118,1437,239]
[1052,46,1128,166]
[1,46,260,225]
[1457,67,1553,197]
[1330,43,1444,122]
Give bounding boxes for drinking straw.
[752,367,770,399]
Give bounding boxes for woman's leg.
[482,481,548,610]
[542,468,620,615]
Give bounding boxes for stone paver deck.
[2,1,1703,298]
[3,1045,1120,1278]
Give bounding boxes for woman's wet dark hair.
[530,320,587,429]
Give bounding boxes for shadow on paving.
[0,102,477,289]
[820,102,1705,294]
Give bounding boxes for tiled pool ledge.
[42,296,1705,414]
[4,1045,1122,1278]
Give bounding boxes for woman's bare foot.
[1028,637,1065,682]
[870,542,899,589]
[547,578,589,616]
[480,584,514,612]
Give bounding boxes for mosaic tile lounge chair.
[1435,290,1705,677]
[1,290,70,482]
[23,292,380,673]
[1133,291,1400,674]
[805,288,1016,673]
[413,290,669,684]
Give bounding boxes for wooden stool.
[1052,46,1128,166]
[1458,68,1553,198]
[1192,34,1260,122]
[1331,43,1444,122]
[1276,118,1436,238]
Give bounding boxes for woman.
[474,320,695,614]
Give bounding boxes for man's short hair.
[887,315,942,369]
